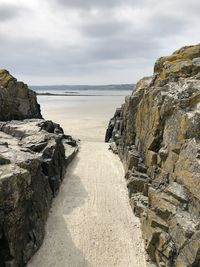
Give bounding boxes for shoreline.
[36,92,131,97]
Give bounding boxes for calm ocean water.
[36,89,132,110]
[37,93,130,109]
[33,86,132,113]
[31,85,133,96]
[34,86,132,141]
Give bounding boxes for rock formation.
[0,69,42,121]
[0,120,78,267]
[106,44,200,267]
[0,70,78,266]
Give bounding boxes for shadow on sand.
[28,154,91,267]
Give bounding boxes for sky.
[0,0,200,85]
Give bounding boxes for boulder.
[0,69,42,121]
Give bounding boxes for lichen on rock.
[106,43,200,267]
[0,69,42,121]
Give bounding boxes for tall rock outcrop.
[0,69,42,121]
[106,44,200,267]
[0,70,78,266]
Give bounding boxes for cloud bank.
[0,0,200,85]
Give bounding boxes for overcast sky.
[0,0,200,85]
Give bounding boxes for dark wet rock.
[105,108,121,142]
[108,142,118,154]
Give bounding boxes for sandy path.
[28,140,147,267]
[28,94,147,267]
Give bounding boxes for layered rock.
[0,69,42,121]
[106,44,200,267]
[0,69,78,266]
[0,119,78,267]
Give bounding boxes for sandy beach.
[37,94,128,142]
[28,94,147,267]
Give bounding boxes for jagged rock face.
[0,120,78,267]
[106,44,200,267]
[154,44,200,86]
[0,69,42,121]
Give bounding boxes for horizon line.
[29,83,135,87]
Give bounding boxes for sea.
[31,84,133,114]
[30,84,134,96]
[30,84,133,141]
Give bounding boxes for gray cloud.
[0,3,29,21]
[146,13,191,37]
[0,0,200,84]
[0,31,160,75]
[80,20,129,38]
[53,0,158,10]
[54,0,128,9]
[89,37,161,61]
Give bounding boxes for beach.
[37,93,127,142]
[2,0,200,264]
[28,92,148,267]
